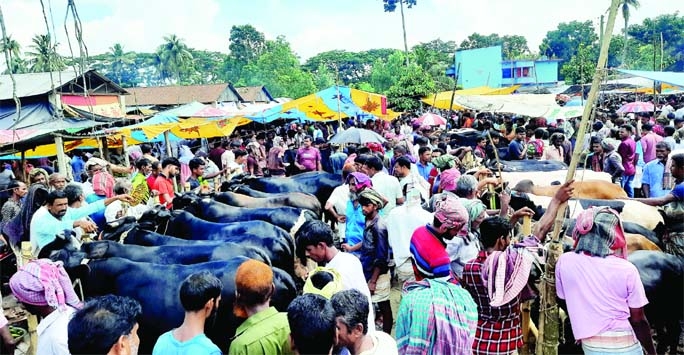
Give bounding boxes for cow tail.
[290,210,310,281]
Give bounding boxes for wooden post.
[54,135,67,177]
[536,1,621,354]
[101,137,110,162]
[20,150,26,183]
[122,135,130,168]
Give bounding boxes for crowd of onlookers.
[0,94,683,354]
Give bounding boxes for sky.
[2,0,682,63]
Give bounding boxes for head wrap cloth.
[9,259,82,310]
[573,206,627,259]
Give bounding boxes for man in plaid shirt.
[463,181,574,355]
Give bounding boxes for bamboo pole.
[54,135,67,177]
[535,1,621,354]
[122,135,130,168]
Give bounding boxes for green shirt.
[228,307,293,355]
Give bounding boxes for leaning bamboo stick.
[536,1,622,354]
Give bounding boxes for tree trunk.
[622,19,628,67]
[535,0,621,354]
[399,0,409,66]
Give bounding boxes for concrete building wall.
[455,46,503,89]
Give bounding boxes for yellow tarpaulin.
[422,85,521,109]
[281,95,349,122]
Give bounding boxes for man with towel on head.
[462,180,573,355]
[10,259,82,355]
[556,207,656,355]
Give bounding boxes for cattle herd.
[35,171,683,353]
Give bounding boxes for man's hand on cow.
[336,214,347,223]
[475,168,493,178]
[75,220,98,233]
[499,189,511,207]
[510,206,535,225]
[341,243,350,252]
[553,180,575,203]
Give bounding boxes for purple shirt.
[296,146,320,171]
[556,253,648,340]
[640,132,663,164]
[618,137,637,176]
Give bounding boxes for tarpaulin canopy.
[451,94,585,123]
[244,86,396,123]
[422,85,521,109]
[105,101,239,142]
[615,69,684,89]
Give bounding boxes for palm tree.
[0,35,20,58]
[26,34,64,72]
[107,43,133,85]
[620,0,640,67]
[0,35,26,74]
[157,34,193,84]
[383,0,417,67]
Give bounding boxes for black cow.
[103,218,294,274]
[53,255,296,353]
[173,193,316,232]
[490,159,568,172]
[226,171,342,206]
[629,250,684,354]
[214,190,322,217]
[81,240,271,266]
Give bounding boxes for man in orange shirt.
[154,157,180,209]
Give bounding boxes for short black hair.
[310,270,335,290]
[68,295,142,354]
[179,271,223,312]
[363,155,383,172]
[642,123,653,132]
[590,135,602,145]
[8,180,21,191]
[46,190,68,205]
[287,294,336,355]
[479,216,512,248]
[189,158,205,171]
[664,125,675,137]
[234,149,248,159]
[357,146,371,155]
[476,136,487,143]
[140,144,153,154]
[394,156,412,170]
[354,154,370,166]
[432,148,445,155]
[534,128,545,139]
[295,219,335,255]
[515,126,526,134]
[135,158,150,171]
[331,289,369,335]
[415,136,429,146]
[161,157,180,169]
[620,124,634,133]
[63,184,83,205]
[418,146,431,156]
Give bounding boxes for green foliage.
[107,43,134,85]
[460,33,529,59]
[628,12,684,71]
[560,43,597,84]
[386,64,435,111]
[311,64,335,90]
[382,0,417,12]
[241,36,315,98]
[229,25,266,65]
[156,34,194,84]
[26,34,64,73]
[370,51,408,93]
[540,21,598,63]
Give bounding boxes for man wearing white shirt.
[295,220,375,332]
[362,155,404,217]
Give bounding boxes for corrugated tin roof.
[235,86,274,102]
[0,70,80,100]
[126,84,231,106]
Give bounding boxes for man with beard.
[29,189,133,257]
[153,271,223,355]
[229,260,292,355]
[153,157,180,209]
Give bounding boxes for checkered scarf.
[573,207,627,259]
[9,259,81,310]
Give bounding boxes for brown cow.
[626,233,661,253]
[513,179,628,200]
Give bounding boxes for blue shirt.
[70,156,85,182]
[416,161,434,181]
[29,199,105,256]
[672,182,684,201]
[329,152,348,176]
[152,332,221,355]
[85,194,107,230]
[641,159,670,198]
[508,140,527,160]
[345,200,365,254]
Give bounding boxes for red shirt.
[146,174,157,191]
[462,251,523,355]
[153,174,174,208]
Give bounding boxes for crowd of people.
[0,93,682,355]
